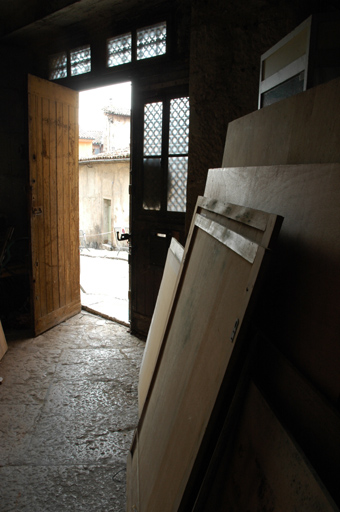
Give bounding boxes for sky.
[79,82,131,131]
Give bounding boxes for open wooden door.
[28,74,81,336]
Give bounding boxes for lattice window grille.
[169,97,190,154]
[143,102,163,156]
[49,52,67,80]
[107,33,132,67]
[137,22,167,60]
[167,157,188,212]
[70,45,91,76]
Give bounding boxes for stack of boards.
[127,76,340,511]
[128,195,284,511]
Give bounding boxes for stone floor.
[0,312,145,512]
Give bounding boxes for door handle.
[32,207,43,215]
[117,231,131,241]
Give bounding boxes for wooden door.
[130,86,189,337]
[28,74,81,336]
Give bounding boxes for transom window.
[49,21,167,80]
[107,22,167,68]
[49,52,67,80]
[136,22,167,60]
[107,33,132,67]
[49,45,92,80]
[70,45,91,76]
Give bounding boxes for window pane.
[70,45,91,76]
[167,156,188,212]
[143,102,163,156]
[137,22,167,60]
[107,33,132,67]
[169,97,190,154]
[143,158,162,211]
[49,52,67,80]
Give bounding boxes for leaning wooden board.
[138,238,184,416]
[204,164,340,405]
[222,76,340,168]
[127,197,282,511]
[193,380,339,511]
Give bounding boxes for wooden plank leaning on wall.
[127,196,283,512]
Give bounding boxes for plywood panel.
[138,238,184,416]
[204,164,340,404]
[195,381,338,511]
[127,199,282,511]
[223,76,340,167]
[253,338,340,505]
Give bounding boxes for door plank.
[28,74,80,335]
[42,96,53,314]
[56,101,66,307]
[49,99,59,311]
[69,102,80,303]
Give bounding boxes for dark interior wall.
[0,46,30,240]
[0,45,36,327]
[186,0,323,229]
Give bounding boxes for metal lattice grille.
[167,157,188,212]
[49,52,67,80]
[137,22,167,60]
[143,102,163,156]
[169,97,190,154]
[107,33,132,67]
[70,46,91,76]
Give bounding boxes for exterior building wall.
[103,114,130,153]
[79,139,93,159]
[79,159,130,249]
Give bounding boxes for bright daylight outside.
[78,82,131,325]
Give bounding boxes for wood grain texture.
[28,75,80,336]
[138,238,184,416]
[223,76,340,168]
[204,164,340,404]
[127,199,281,512]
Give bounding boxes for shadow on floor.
[0,312,144,512]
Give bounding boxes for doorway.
[78,82,131,325]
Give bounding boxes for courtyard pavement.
[80,249,129,325]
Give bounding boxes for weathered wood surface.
[28,75,80,336]
[204,164,340,405]
[223,76,340,167]
[127,198,282,511]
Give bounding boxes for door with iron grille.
[130,86,190,336]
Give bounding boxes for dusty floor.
[0,312,144,512]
